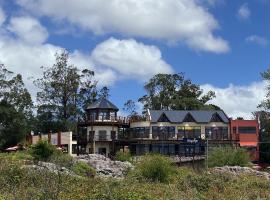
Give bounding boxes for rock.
[23,161,77,177]
[76,154,134,178]
[212,166,270,179]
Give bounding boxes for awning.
[240,142,258,147]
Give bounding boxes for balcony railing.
[87,116,129,124]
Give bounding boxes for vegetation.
[132,154,175,183]
[1,152,270,200]
[115,151,132,162]
[208,147,250,167]
[30,140,56,161]
[72,161,96,177]
[138,73,218,114]
[0,64,33,150]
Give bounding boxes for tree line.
[1,49,270,163]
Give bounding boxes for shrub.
[115,151,132,162]
[133,154,175,183]
[72,161,96,177]
[30,140,56,161]
[48,151,74,169]
[208,147,250,167]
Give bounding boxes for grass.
[0,151,270,199]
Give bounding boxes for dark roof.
[149,110,229,123]
[87,98,119,111]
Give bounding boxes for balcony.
[81,116,129,126]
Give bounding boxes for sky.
[0,0,269,119]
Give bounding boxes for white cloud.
[202,81,267,119]
[0,7,6,25]
[7,16,49,44]
[0,15,172,97]
[246,35,269,46]
[238,3,250,20]
[16,0,229,53]
[91,38,173,80]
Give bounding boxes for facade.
[77,98,129,156]
[230,119,259,161]
[77,98,238,157]
[30,132,77,155]
[117,110,235,156]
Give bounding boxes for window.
[177,126,201,139]
[129,127,150,138]
[157,113,170,122]
[205,127,228,140]
[152,126,175,140]
[98,130,107,140]
[98,110,110,120]
[183,113,196,122]
[210,113,223,122]
[238,127,256,134]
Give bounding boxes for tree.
[0,101,29,149]
[0,65,33,149]
[138,73,216,114]
[34,50,97,132]
[0,64,33,117]
[123,100,138,117]
[257,69,270,163]
[98,86,110,99]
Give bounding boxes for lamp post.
[206,130,212,170]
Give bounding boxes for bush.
[115,151,132,162]
[30,140,56,161]
[48,151,74,169]
[72,161,96,177]
[133,154,175,183]
[208,147,250,167]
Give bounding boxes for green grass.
[208,147,251,167]
[0,152,270,200]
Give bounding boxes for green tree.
[98,86,110,99]
[0,64,33,149]
[139,73,216,114]
[0,101,28,149]
[257,69,270,163]
[34,50,97,132]
[0,64,33,117]
[123,99,138,117]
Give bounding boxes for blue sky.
[0,0,269,118]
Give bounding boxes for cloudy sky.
[0,0,269,119]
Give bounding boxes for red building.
[230,119,259,162]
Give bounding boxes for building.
[77,98,129,156]
[230,119,259,162]
[76,98,239,157]
[30,132,77,156]
[116,110,236,156]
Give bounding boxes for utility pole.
[206,130,212,170]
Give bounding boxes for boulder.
[24,161,77,177]
[77,154,134,178]
[212,166,270,179]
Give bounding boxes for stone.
[23,161,77,177]
[76,154,134,178]
[212,166,270,179]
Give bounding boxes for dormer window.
[157,113,170,122]
[183,113,196,122]
[210,113,223,122]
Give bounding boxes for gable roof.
[183,112,196,122]
[149,110,229,123]
[87,98,119,111]
[157,112,171,122]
